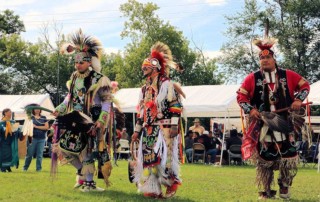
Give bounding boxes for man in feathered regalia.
[52,29,113,192]
[131,42,185,199]
[237,36,310,199]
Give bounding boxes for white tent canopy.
[115,85,241,166]
[180,85,240,117]
[0,94,55,120]
[308,80,320,105]
[115,85,241,118]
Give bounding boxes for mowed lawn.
[0,158,319,202]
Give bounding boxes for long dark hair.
[2,108,11,117]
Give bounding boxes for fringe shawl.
[156,80,177,113]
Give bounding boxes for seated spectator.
[192,131,200,143]
[189,118,205,135]
[198,130,217,164]
[184,130,194,163]
[224,129,242,164]
[215,129,223,139]
[226,129,242,151]
[190,132,201,162]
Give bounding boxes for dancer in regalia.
[131,42,185,199]
[237,36,310,199]
[53,29,114,192]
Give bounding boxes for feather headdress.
[253,38,278,58]
[60,29,103,73]
[253,18,278,58]
[142,41,182,76]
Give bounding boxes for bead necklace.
[75,69,91,79]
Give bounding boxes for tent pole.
[219,112,227,166]
[185,117,188,136]
[318,142,320,173]
[132,113,136,134]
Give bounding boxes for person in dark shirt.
[226,129,242,152]
[23,104,49,171]
[198,131,217,164]
[184,130,194,163]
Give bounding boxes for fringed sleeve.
[93,76,112,125]
[55,93,70,115]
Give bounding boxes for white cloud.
[203,50,223,59]
[104,47,121,54]
[18,0,126,44]
[53,0,110,13]
[205,0,227,6]
[22,11,46,31]
[1,0,36,8]
[6,0,233,55]
[185,0,227,6]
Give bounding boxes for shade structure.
[307,80,320,105]
[0,94,55,120]
[114,85,241,118]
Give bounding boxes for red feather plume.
[151,50,165,74]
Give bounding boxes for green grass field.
[0,158,319,202]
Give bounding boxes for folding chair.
[228,145,242,165]
[192,143,206,164]
[297,141,314,167]
[117,139,130,160]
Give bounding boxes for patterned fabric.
[59,130,88,154]
[56,70,111,122]
[141,126,161,167]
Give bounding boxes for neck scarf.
[1,117,12,139]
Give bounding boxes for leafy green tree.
[219,0,264,82]
[117,0,222,87]
[0,33,73,105]
[0,9,25,36]
[267,0,320,82]
[0,34,31,94]
[101,52,124,83]
[220,0,320,83]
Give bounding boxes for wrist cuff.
[55,103,67,115]
[239,102,254,114]
[98,111,109,125]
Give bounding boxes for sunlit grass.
[0,158,319,201]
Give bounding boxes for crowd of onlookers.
[185,118,243,165]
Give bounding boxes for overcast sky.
[1,0,255,58]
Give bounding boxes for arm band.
[295,81,310,102]
[239,102,254,114]
[295,89,309,102]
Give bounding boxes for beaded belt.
[152,119,170,125]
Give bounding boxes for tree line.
[1,0,319,106]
